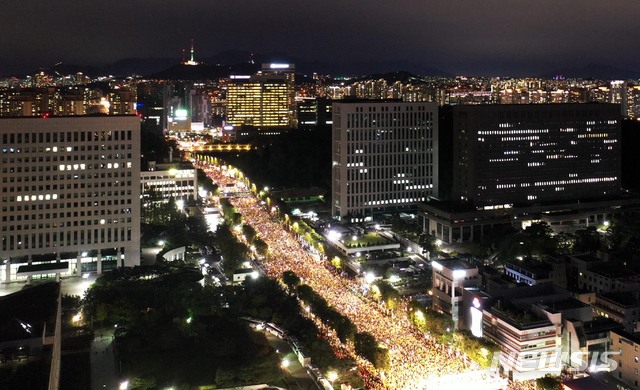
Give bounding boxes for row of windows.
[350,105,432,113]
[2,159,132,174]
[2,144,132,154]
[2,190,133,203]
[1,130,132,144]
[347,193,431,208]
[2,216,133,231]
[347,177,433,199]
[346,115,434,130]
[2,228,133,251]
[3,198,132,213]
[3,182,132,195]
[3,173,131,183]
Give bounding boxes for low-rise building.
[579,266,640,295]
[140,161,198,203]
[505,259,553,286]
[593,292,640,333]
[611,329,640,389]
[432,258,480,328]
[483,301,562,381]
[466,284,605,381]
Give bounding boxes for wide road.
[196,160,505,390]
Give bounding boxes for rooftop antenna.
[190,38,195,63]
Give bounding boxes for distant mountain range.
[13,51,640,80]
[539,63,640,80]
[34,50,452,80]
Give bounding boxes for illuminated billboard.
[269,63,291,69]
[174,109,188,121]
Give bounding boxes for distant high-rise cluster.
[0,77,137,118]
[316,77,640,120]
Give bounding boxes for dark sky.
[1,0,639,76]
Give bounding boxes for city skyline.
[1,0,640,77]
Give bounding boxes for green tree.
[129,375,157,390]
[574,227,602,253]
[354,332,389,370]
[253,238,269,257]
[536,375,562,390]
[607,212,640,256]
[281,271,301,292]
[373,281,400,311]
[242,224,257,243]
[216,224,248,277]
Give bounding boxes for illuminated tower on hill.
[183,39,199,66]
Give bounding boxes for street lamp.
[327,371,338,384]
[281,358,289,369]
[119,380,129,390]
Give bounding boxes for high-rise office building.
[261,63,296,126]
[226,73,291,129]
[332,100,438,220]
[452,103,621,207]
[0,116,141,283]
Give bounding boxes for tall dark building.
[452,103,621,207]
[332,100,438,220]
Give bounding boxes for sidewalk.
[90,328,119,390]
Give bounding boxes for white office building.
[0,116,141,283]
[331,101,438,220]
[140,164,197,203]
[431,258,480,328]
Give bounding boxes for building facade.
[226,74,292,129]
[611,329,640,389]
[140,163,198,203]
[452,103,621,207]
[332,100,438,220]
[431,259,480,328]
[0,116,141,282]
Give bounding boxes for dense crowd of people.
[196,161,508,390]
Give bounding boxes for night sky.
[1,0,639,76]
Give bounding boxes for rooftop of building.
[563,375,613,390]
[334,97,404,104]
[506,259,553,274]
[489,303,552,329]
[589,264,638,279]
[598,291,640,307]
[611,328,640,345]
[145,161,195,171]
[535,297,589,314]
[0,114,137,120]
[452,102,620,111]
[0,282,59,343]
[491,281,568,300]
[432,258,477,271]
[569,254,603,263]
[421,194,640,216]
[581,317,624,335]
